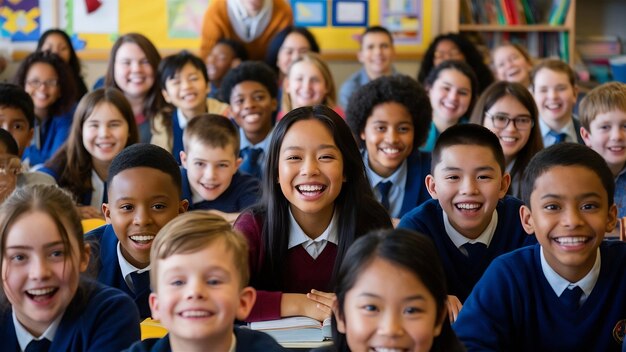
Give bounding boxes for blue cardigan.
[398,196,536,302]
[85,224,152,319]
[22,106,75,168]
[124,327,287,352]
[181,169,261,212]
[454,242,626,351]
[0,280,140,352]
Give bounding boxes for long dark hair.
[251,105,391,289]
[332,228,465,352]
[36,29,88,98]
[265,26,320,75]
[418,33,494,94]
[45,88,139,202]
[470,81,542,196]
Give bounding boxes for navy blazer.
[398,151,432,217]
[85,224,152,318]
[1,280,140,352]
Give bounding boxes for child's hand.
[307,289,336,317]
[78,205,104,220]
[447,295,463,323]
[282,293,332,322]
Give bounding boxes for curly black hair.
[345,74,432,150]
[417,33,494,94]
[218,61,278,103]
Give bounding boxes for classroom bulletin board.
[0,0,434,59]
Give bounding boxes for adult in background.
[200,0,293,61]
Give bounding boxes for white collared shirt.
[287,209,338,259]
[539,118,578,147]
[239,128,273,176]
[540,246,600,304]
[90,170,106,209]
[117,242,150,292]
[176,108,189,130]
[13,309,62,352]
[443,210,498,256]
[363,151,408,218]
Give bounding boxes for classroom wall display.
[1,0,434,59]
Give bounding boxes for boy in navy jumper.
[124,212,286,352]
[346,74,432,221]
[86,144,188,319]
[454,143,626,351]
[219,61,278,179]
[398,124,535,318]
[180,114,260,222]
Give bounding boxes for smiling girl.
[234,105,391,322]
[41,89,139,219]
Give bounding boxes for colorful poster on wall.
[381,0,422,45]
[72,0,118,34]
[291,0,327,27]
[166,0,205,39]
[0,0,41,42]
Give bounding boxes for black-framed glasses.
[486,112,534,130]
[26,79,59,89]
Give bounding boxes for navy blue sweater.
[124,327,287,352]
[1,280,140,351]
[398,195,536,302]
[454,242,626,351]
[181,169,261,212]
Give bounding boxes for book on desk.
[248,316,332,343]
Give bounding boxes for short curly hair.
[346,74,432,150]
[218,61,278,103]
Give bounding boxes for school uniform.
[151,101,231,164]
[420,118,468,153]
[38,168,107,208]
[539,116,584,147]
[364,150,431,218]
[85,224,152,319]
[453,242,626,351]
[238,128,272,179]
[22,106,75,169]
[234,210,339,322]
[1,280,141,352]
[398,196,536,302]
[181,168,261,211]
[614,168,626,218]
[124,327,287,352]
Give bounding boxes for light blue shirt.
[364,151,407,218]
[13,310,62,351]
[539,117,578,147]
[540,246,600,305]
[239,127,273,177]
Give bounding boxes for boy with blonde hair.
[579,82,626,218]
[125,212,286,352]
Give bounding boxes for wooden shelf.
[459,24,570,32]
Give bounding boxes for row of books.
[466,31,570,62]
[460,0,571,26]
[576,36,623,83]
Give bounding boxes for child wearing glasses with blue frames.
[13,51,78,169]
[470,81,544,198]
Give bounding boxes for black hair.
[360,25,394,46]
[346,74,432,150]
[247,105,392,290]
[0,129,19,156]
[216,38,249,61]
[521,143,615,207]
[418,33,494,94]
[0,83,35,129]
[332,228,465,352]
[159,50,209,88]
[264,26,320,75]
[107,143,182,196]
[36,28,88,98]
[13,51,77,117]
[432,124,505,174]
[219,61,278,103]
[425,60,479,121]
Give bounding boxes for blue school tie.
[240,147,263,178]
[560,286,584,310]
[376,181,393,211]
[25,338,51,352]
[130,270,150,293]
[548,130,568,143]
[462,242,487,259]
